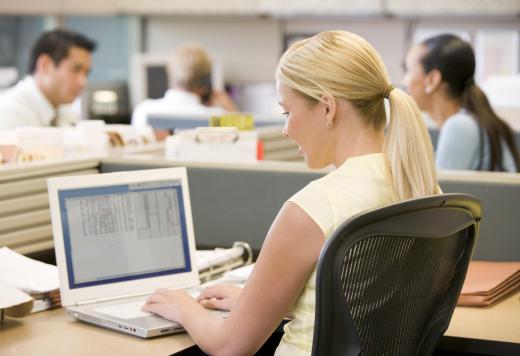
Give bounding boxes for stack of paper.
[0,281,33,321]
[223,263,254,283]
[0,247,61,315]
[457,261,520,307]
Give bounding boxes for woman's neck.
[333,125,384,168]
[428,95,462,128]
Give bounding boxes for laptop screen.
[57,179,192,289]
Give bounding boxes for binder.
[197,242,253,283]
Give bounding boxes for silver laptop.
[48,167,203,338]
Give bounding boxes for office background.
[0,1,519,118]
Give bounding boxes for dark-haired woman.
[403,34,520,172]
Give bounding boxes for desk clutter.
[0,121,158,165]
[166,126,262,162]
[457,260,520,307]
[0,243,251,323]
[0,247,60,321]
[162,113,301,163]
[197,241,252,283]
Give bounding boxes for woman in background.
[403,34,520,172]
[143,30,439,355]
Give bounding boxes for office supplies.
[47,167,209,338]
[457,260,520,306]
[0,247,60,314]
[166,127,260,162]
[0,281,33,323]
[222,263,254,283]
[196,242,252,282]
[209,113,255,130]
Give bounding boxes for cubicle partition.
[0,159,100,255]
[100,158,319,251]
[2,157,519,263]
[439,171,520,261]
[101,158,520,261]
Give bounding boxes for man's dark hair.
[29,29,96,74]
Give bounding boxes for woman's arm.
[144,201,324,356]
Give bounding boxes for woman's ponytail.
[384,87,439,200]
[462,84,520,172]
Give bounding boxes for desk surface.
[441,290,520,355]
[0,307,194,356]
[445,290,520,343]
[1,292,519,356]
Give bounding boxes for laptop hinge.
[74,290,154,306]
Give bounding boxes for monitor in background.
[147,65,169,100]
[81,82,131,124]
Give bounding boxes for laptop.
[48,167,205,338]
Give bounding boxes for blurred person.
[131,44,236,129]
[0,29,96,130]
[141,31,439,355]
[403,34,520,172]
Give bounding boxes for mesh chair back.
[311,194,481,356]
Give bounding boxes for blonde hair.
[276,31,438,201]
[168,44,212,91]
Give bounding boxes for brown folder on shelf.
[457,261,520,307]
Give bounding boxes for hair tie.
[383,85,395,99]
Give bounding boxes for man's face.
[45,47,92,105]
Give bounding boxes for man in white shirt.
[0,29,96,129]
[131,44,236,129]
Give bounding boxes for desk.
[441,291,520,355]
[1,292,518,356]
[0,308,195,356]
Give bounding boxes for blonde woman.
[143,31,439,355]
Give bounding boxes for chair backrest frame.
[311,193,481,356]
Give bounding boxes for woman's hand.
[142,288,196,322]
[197,283,242,311]
[208,91,237,112]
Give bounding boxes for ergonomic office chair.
[311,193,481,356]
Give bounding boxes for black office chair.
[311,193,481,356]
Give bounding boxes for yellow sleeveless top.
[274,153,395,356]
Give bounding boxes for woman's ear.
[321,93,337,128]
[424,69,442,94]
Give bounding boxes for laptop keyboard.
[93,289,201,320]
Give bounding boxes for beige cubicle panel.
[0,159,100,255]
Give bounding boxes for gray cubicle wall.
[101,160,519,261]
[100,161,320,251]
[439,179,520,262]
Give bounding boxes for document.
[0,247,59,294]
